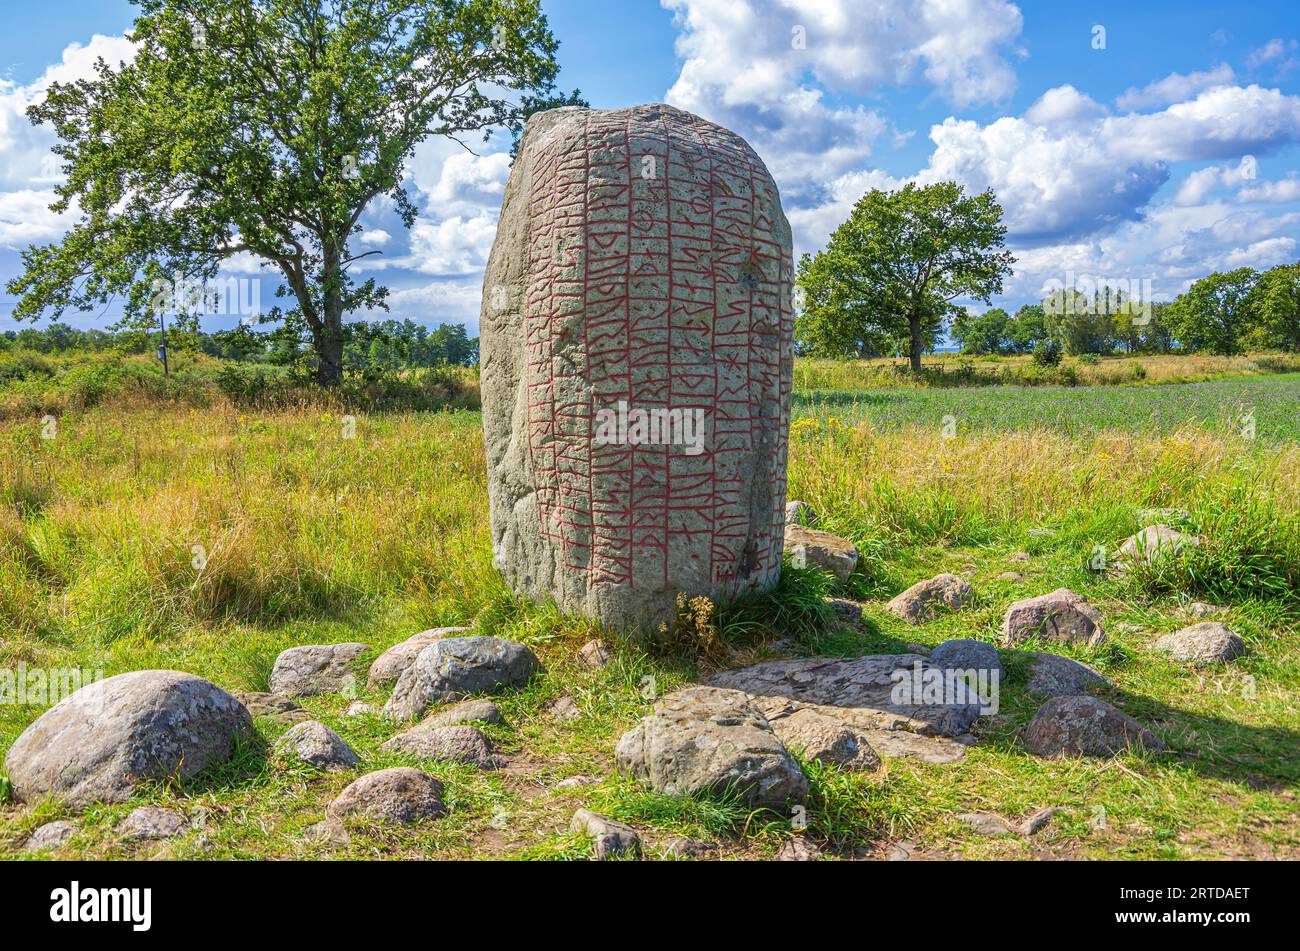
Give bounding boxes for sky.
[2,0,1300,336]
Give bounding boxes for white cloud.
[1115,64,1235,112]
[0,188,66,248]
[1236,174,1300,204]
[1172,156,1260,206]
[1246,38,1296,69]
[359,229,392,247]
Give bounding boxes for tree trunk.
[908,312,923,372]
[316,326,344,387]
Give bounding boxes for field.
[1,352,1298,860]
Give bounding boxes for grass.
[1,354,1298,860]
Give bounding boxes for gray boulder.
[118,806,189,840]
[327,767,446,825]
[615,686,808,809]
[785,525,859,581]
[381,724,497,768]
[1002,588,1105,647]
[420,699,504,729]
[1112,524,1200,572]
[570,808,641,860]
[481,103,794,635]
[1024,696,1166,758]
[269,643,368,697]
[929,639,1002,681]
[4,670,252,809]
[234,691,310,725]
[886,574,974,624]
[1152,622,1246,665]
[25,820,76,852]
[368,627,470,690]
[1026,653,1109,697]
[274,721,361,771]
[384,637,540,721]
[785,501,812,526]
[762,705,880,770]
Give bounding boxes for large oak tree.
[6,0,572,385]
[796,182,1015,370]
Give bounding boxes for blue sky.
[2,0,1299,335]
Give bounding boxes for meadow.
[1,351,1297,860]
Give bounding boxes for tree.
[796,182,1015,370]
[1166,268,1259,355]
[1042,287,1116,355]
[6,0,571,386]
[1006,303,1047,354]
[951,307,1010,355]
[1245,262,1300,352]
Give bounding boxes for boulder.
[420,699,504,730]
[570,809,641,860]
[957,812,1014,836]
[24,820,76,852]
[1023,696,1165,758]
[327,768,446,825]
[928,639,1002,681]
[269,643,368,697]
[886,574,974,624]
[707,654,984,737]
[784,525,859,581]
[664,836,717,859]
[1002,588,1104,647]
[998,571,1025,582]
[234,691,310,725]
[1026,653,1109,697]
[762,705,880,770]
[577,638,612,669]
[861,730,971,764]
[345,701,377,717]
[381,724,497,769]
[615,686,807,809]
[118,806,189,841]
[785,501,812,526]
[384,637,540,721]
[367,627,471,690]
[825,598,863,624]
[546,695,582,720]
[1112,524,1200,572]
[1187,602,1229,619]
[274,721,361,771]
[481,103,794,634]
[1152,622,1246,665]
[4,670,252,809]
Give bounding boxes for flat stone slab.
[707,654,984,738]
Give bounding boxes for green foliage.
[1032,339,1063,367]
[1166,267,1259,355]
[796,181,1015,370]
[5,0,566,386]
[1244,263,1300,352]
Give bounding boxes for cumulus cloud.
[1172,156,1260,206]
[1115,64,1235,112]
[1236,174,1300,204]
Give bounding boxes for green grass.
[1,359,1298,861]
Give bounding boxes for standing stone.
[481,104,794,633]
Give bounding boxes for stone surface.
[707,654,984,737]
[761,703,880,770]
[1026,653,1109,698]
[886,574,974,624]
[1152,622,1246,665]
[384,637,540,721]
[928,639,1003,681]
[785,501,811,526]
[421,699,504,729]
[345,701,377,717]
[554,774,595,789]
[1024,696,1166,758]
[1018,806,1062,836]
[368,628,470,689]
[381,724,497,768]
[1188,602,1229,619]
[269,643,368,697]
[118,806,189,840]
[664,836,717,859]
[1002,588,1105,647]
[481,103,794,634]
[957,811,1014,836]
[274,721,361,771]
[1009,551,1031,563]
[826,598,863,624]
[4,670,252,809]
[234,691,310,725]
[775,837,821,861]
[577,638,612,669]
[327,768,446,825]
[998,571,1025,582]
[571,808,641,860]
[860,729,971,764]
[785,525,859,581]
[615,686,807,809]
[546,695,582,720]
[25,820,76,852]
[1112,524,1201,572]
